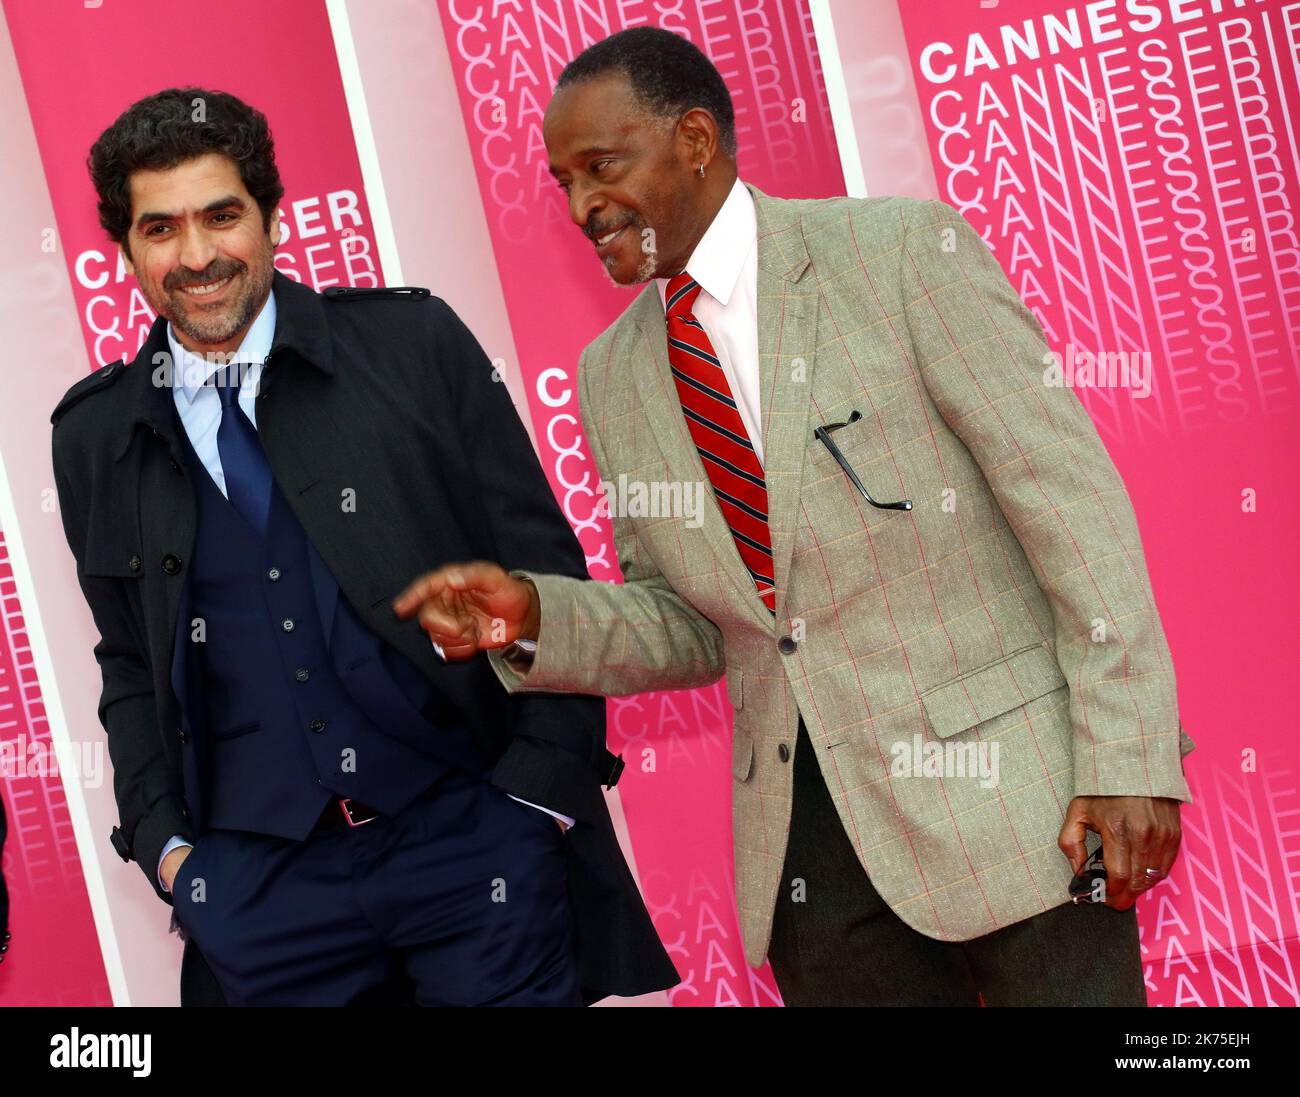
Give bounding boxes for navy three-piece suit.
[51,271,677,1005]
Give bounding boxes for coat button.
[309,719,326,732]
[295,668,310,682]
[128,555,142,572]
[778,636,797,655]
[267,567,282,581]
[281,618,295,632]
[162,554,182,575]
[778,743,791,762]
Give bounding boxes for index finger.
[392,568,456,616]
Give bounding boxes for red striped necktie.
[664,272,776,614]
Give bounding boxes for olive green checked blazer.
[489,185,1194,966]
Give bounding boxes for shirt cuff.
[506,794,574,830]
[158,834,194,893]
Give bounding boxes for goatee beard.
[167,262,272,348]
[600,222,659,286]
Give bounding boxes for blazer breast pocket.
[812,389,931,475]
[813,388,905,450]
[802,389,927,543]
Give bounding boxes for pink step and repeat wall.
[0,0,1294,1006]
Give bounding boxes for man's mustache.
[165,260,245,291]
[585,216,641,243]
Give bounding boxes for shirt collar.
[170,290,277,405]
[657,177,756,310]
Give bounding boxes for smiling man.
[51,87,675,1006]
[396,27,1196,1007]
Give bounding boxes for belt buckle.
[338,797,378,827]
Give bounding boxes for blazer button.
[309,719,326,733]
[778,743,791,763]
[162,554,182,575]
[282,618,296,632]
[128,554,142,572]
[267,567,282,581]
[778,636,797,655]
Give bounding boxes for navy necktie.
[212,364,272,536]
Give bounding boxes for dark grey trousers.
[767,721,1146,1006]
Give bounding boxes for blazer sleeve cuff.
[486,569,590,694]
[1072,726,1194,804]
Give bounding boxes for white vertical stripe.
[0,449,131,1005]
[809,0,869,199]
[325,0,405,285]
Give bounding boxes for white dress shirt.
[158,292,568,892]
[656,176,763,464]
[500,178,763,676]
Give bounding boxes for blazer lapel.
[628,186,821,632]
[752,186,819,625]
[631,289,775,632]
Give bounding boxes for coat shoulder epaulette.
[51,360,126,426]
[322,286,431,301]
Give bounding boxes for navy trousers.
[170,769,581,1006]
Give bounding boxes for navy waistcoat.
[168,401,486,839]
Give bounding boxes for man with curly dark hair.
[87,88,284,354]
[53,87,676,1007]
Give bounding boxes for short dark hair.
[557,27,737,157]
[88,87,284,248]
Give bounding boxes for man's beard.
[161,254,274,348]
[598,216,660,287]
